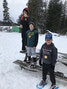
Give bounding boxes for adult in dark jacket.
[20,8,30,53]
[39,33,57,89]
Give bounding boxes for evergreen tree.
[46,0,63,32]
[60,0,67,34]
[40,1,48,33]
[27,0,44,29]
[3,0,10,22]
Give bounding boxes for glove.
[39,60,42,66]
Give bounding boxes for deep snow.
[0,32,67,89]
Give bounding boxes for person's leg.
[28,56,31,61]
[24,47,29,62]
[27,56,31,63]
[31,47,36,56]
[26,47,31,63]
[21,32,23,51]
[31,48,36,62]
[22,34,26,51]
[39,63,48,86]
[33,57,37,62]
[30,48,37,67]
[42,63,48,81]
[21,30,26,51]
[48,65,56,86]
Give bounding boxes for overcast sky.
[0,0,66,23]
[0,0,28,22]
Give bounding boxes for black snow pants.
[42,63,56,85]
[21,29,26,51]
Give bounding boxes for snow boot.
[20,50,26,53]
[23,59,27,64]
[30,57,37,68]
[39,80,47,86]
[30,62,37,68]
[27,56,31,64]
[50,84,56,89]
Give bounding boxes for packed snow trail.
[0,32,67,89]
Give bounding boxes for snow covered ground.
[0,32,67,89]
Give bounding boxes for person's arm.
[52,47,58,66]
[39,45,43,66]
[34,30,38,47]
[20,16,24,28]
[28,16,31,23]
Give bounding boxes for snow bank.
[0,32,67,89]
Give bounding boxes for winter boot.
[27,56,31,64]
[20,50,26,53]
[30,57,37,68]
[30,62,37,68]
[39,80,47,86]
[50,84,56,89]
[23,59,27,64]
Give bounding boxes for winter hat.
[23,8,29,14]
[29,22,35,27]
[45,33,52,40]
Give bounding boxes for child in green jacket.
[25,22,38,68]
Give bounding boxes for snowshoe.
[36,80,47,89]
[50,84,57,89]
[39,80,47,86]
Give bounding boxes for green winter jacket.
[25,29,38,47]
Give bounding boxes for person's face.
[45,39,52,45]
[29,24,34,31]
[23,11,27,16]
